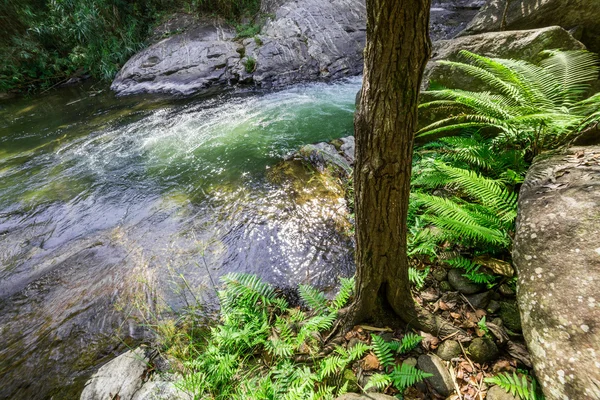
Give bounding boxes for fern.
[399,333,423,353]
[363,373,392,391]
[331,276,355,310]
[371,334,396,368]
[299,284,328,313]
[419,49,600,155]
[485,372,545,400]
[408,267,429,290]
[389,363,434,390]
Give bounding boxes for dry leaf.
[362,353,381,371]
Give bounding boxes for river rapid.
[0,78,360,399]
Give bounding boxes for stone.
[486,385,521,400]
[439,281,453,292]
[403,357,418,368]
[498,284,515,297]
[447,268,485,294]
[343,369,360,393]
[499,301,522,332]
[432,267,448,282]
[417,354,455,397]
[80,347,151,400]
[460,0,600,53]
[339,136,355,164]
[513,145,600,400]
[465,291,492,309]
[297,142,352,176]
[468,337,499,364]
[487,299,501,314]
[436,340,462,361]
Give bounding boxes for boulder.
[460,0,600,53]
[468,337,499,364]
[423,26,585,92]
[437,339,462,361]
[513,145,600,400]
[112,0,366,95]
[447,268,485,294]
[417,354,455,397]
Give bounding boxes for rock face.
[460,0,600,52]
[111,0,366,95]
[112,0,484,95]
[424,26,585,91]
[513,145,600,400]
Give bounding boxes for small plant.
[236,22,261,39]
[243,56,256,73]
[366,333,431,393]
[485,372,545,400]
[408,266,430,290]
[477,316,490,336]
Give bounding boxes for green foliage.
[371,334,396,368]
[477,316,489,335]
[408,266,429,290]
[418,50,600,157]
[408,133,521,284]
[398,332,423,353]
[365,364,433,392]
[243,56,257,73]
[0,0,262,92]
[236,22,261,38]
[174,274,358,400]
[485,372,545,400]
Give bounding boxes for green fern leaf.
[389,363,433,390]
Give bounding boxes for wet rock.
[417,354,455,397]
[436,340,462,361]
[465,291,492,309]
[339,136,355,163]
[499,301,522,332]
[468,337,499,364]
[432,267,448,282]
[297,142,352,176]
[486,384,521,400]
[447,268,485,294]
[460,0,600,53]
[513,146,600,398]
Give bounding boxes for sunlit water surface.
[0,78,360,399]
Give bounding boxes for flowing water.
[0,78,361,399]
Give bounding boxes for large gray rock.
[111,0,366,95]
[424,26,585,92]
[80,347,184,400]
[460,0,600,53]
[513,145,600,400]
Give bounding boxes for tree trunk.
[352,0,448,332]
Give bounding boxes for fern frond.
[299,284,328,314]
[363,373,392,391]
[371,334,395,368]
[399,333,423,354]
[408,267,429,290]
[331,276,355,310]
[485,372,545,400]
[389,363,433,390]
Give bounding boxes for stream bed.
[0,78,360,399]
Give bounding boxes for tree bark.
[351,0,458,337]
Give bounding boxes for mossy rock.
[499,301,522,332]
[468,337,499,364]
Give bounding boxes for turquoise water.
[0,78,361,399]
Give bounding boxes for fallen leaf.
[362,353,381,371]
[450,312,461,319]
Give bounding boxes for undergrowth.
[164,273,431,399]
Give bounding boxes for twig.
[458,340,476,372]
[448,364,464,400]
[460,293,477,312]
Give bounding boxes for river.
[0,78,360,399]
